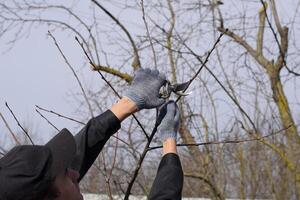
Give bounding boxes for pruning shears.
[159,80,191,99]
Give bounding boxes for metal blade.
[171,81,190,92]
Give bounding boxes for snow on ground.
[82,194,208,200]
[82,194,269,200]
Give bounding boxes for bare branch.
[36,105,85,125]
[5,102,34,145]
[35,109,59,132]
[91,0,141,70]
[166,0,177,82]
[257,2,267,56]
[48,31,95,118]
[259,0,300,76]
[148,124,289,151]
[92,64,133,83]
[218,27,270,68]
[0,112,20,145]
[141,0,157,69]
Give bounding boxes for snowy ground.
[83,194,208,200]
[82,194,269,200]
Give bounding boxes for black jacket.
[71,110,183,199]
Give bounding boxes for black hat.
[0,128,76,200]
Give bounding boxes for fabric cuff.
[158,153,181,171]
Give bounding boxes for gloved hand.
[124,68,166,110]
[157,101,180,142]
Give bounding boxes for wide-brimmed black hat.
[0,128,76,200]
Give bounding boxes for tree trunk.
[269,68,300,198]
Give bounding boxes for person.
[0,68,183,200]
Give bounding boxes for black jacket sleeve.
[71,110,121,181]
[148,153,183,200]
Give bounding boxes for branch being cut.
[124,32,225,200]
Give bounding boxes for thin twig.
[36,105,85,125]
[91,0,141,70]
[36,105,129,146]
[35,109,59,131]
[141,0,157,69]
[148,125,289,151]
[5,102,34,145]
[48,31,95,118]
[0,112,20,145]
[75,36,150,141]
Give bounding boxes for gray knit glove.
[124,68,166,110]
[157,101,180,142]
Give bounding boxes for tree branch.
[257,2,267,56]
[92,64,132,83]
[5,102,34,145]
[91,0,141,70]
[0,112,20,145]
[48,31,95,118]
[35,109,59,132]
